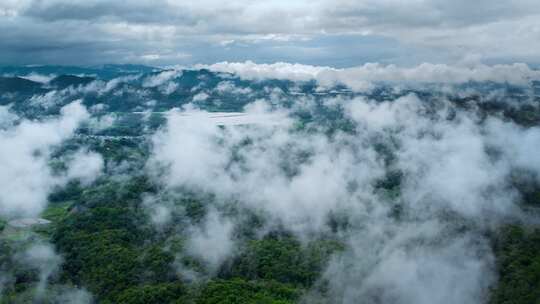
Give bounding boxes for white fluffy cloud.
[185,208,235,271]
[64,150,105,186]
[324,224,494,304]
[0,101,103,218]
[204,61,540,90]
[147,88,540,302]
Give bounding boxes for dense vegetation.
[490,225,540,304]
[1,66,540,303]
[3,170,539,303]
[0,170,344,303]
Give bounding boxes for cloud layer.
[203,61,540,89]
[1,0,540,65]
[146,88,540,303]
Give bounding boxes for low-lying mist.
[146,93,540,303]
[1,62,539,303]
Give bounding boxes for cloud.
[142,70,180,88]
[87,113,116,131]
[8,241,93,303]
[324,224,494,304]
[215,81,252,95]
[148,99,381,236]
[18,73,55,84]
[485,118,540,179]
[185,208,235,271]
[0,106,18,128]
[203,61,540,90]
[1,1,540,65]
[146,82,540,302]
[29,90,64,109]
[192,92,209,102]
[18,243,62,298]
[55,288,93,304]
[0,99,102,302]
[0,101,102,218]
[64,150,105,186]
[199,61,329,82]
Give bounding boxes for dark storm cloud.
[23,1,201,25]
[1,0,539,66]
[323,0,540,30]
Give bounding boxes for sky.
[1,0,540,67]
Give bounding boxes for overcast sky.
[1,0,539,67]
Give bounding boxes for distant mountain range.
[1,65,539,128]
[0,64,160,80]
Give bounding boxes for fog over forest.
[1,1,540,304]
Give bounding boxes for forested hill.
[1,64,540,303]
